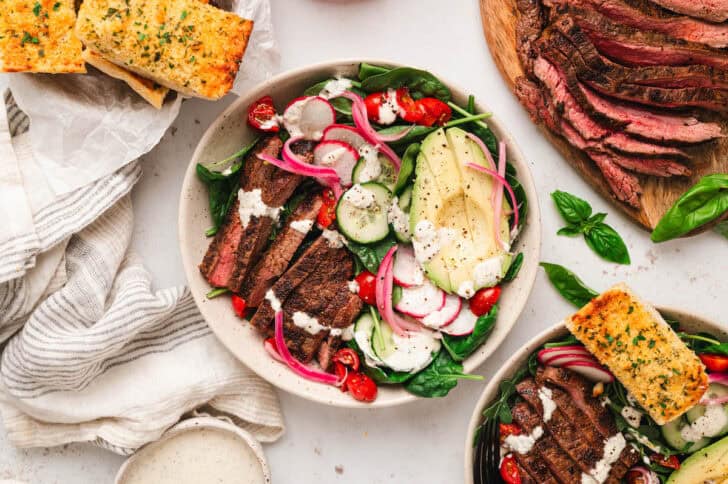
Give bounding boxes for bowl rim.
[462,305,727,484]
[178,57,542,408]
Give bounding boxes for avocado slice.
[667,434,728,483]
[409,127,511,296]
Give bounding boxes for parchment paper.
[4,0,278,194]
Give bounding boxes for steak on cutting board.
[647,0,728,23]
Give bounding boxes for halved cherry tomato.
[354,271,377,305]
[364,92,387,123]
[500,455,521,484]
[247,96,279,132]
[231,295,247,317]
[499,423,521,442]
[650,453,680,470]
[699,353,728,373]
[415,98,452,126]
[333,348,360,371]
[317,189,337,228]
[334,362,350,392]
[395,88,423,123]
[469,286,502,316]
[346,373,378,402]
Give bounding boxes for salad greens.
[404,351,483,398]
[394,142,418,194]
[360,65,452,101]
[551,190,630,265]
[502,252,524,282]
[651,174,728,243]
[481,367,528,424]
[443,305,498,362]
[304,79,364,117]
[345,236,397,274]
[539,262,599,308]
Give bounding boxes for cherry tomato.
[247,96,279,132]
[395,88,423,123]
[231,295,247,317]
[316,204,336,228]
[333,348,360,371]
[650,453,680,470]
[469,286,502,316]
[415,98,452,127]
[364,92,387,122]
[354,271,377,305]
[499,455,521,484]
[699,353,728,373]
[321,188,337,206]
[499,423,521,442]
[334,362,350,392]
[346,373,378,402]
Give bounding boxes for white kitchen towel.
[0,95,284,454]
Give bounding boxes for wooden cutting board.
[479,0,728,234]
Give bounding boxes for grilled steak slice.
[553,16,728,91]
[511,402,582,482]
[538,29,728,112]
[241,194,323,307]
[516,0,547,74]
[542,0,728,48]
[648,0,728,22]
[532,57,689,159]
[317,292,364,371]
[199,136,284,289]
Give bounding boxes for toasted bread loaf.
[75,0,253,100]
[0,0,85,72]
[564,283,708,425]
[82,49,168,108]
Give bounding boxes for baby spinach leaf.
[394,142,419,194]
[502,252,524,282]
[701,343,728,356]
[376,125,436,146]
[404,350,482,398]
[358,62,390,81]
[345,236,397,273]
[361,66,451,101]
[651,174,728,243]
[303,79,364,118]
[364,365,414,384]
[585,222,631,264]
[551,190,592,224]
[540,262,598,308]
[442,305,498,361]
[482,367,527,424]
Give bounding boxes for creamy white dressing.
[282,98,310,139]
[265,289,281,312]
[322,229,346,248]
[258,116,280,131]
[330,324,354,341]
[581,433,626,484]
[388,198,411,239]
[504,426,544,455]
[473,256,506,288]
[343,184,376,209]
[621,406,643,428]
[237,188,282,228]
[292,311,327,335]
[221,167,233,176]
[377,89,400,125]
[538,386,557,423]
[290,219,314,235]
[347,280,360,294]
[412,220,450,265]
[680,404,728,442]
[319,78,353,99]
[457,281,475,299]
[627,428,665,454]
[601,395,612,408]
[357,144,382,182]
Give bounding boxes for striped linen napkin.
[0,93,284,454]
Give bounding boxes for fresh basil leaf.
[587,212,607,225]
[551,190,592,224]
[358,62,390,81]
[584,222,631,265]
[404,350,482,398]
[442,305,498,361]
[502,252,524,282]
[540,262,599,308]
[345,236,397,273]
[361,66,451,101]
[394,143,419,194]
[651,174,728,242]
[557,226,582,237]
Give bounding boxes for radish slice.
[273,311,342,386]
[420,295,462,329]
[537,346,591,365]
[541,353,599,367]
[282,96,336,141]
[322,125,368,150]
[440,307,479,336]
[394,281,446,318]
[562,360,615,383]
[313,141,359,186]
[376,246,421,336]
[392,246,425,287]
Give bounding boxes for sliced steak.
[543,0,728,48]
[516,0,547,74]
[637,0,728,23]
[199,136,284,289]
[511,402,582,483]
[317,292,364,371]
[241,194,324,307]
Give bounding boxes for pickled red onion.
[376,246,421,336]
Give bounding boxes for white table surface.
[1,0,726,482]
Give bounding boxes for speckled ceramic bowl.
[463,306,727,484]
[178,59,542,408]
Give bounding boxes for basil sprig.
[651,174,728,243]
[551,190,630,265]
[540,262,598,308]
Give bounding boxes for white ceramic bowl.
[179,59,541,408]
[463,306,728,484]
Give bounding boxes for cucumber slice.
[372,323,441,373]
[353,313,382,365]
[352,154,397,191]
[372,319,397,360]
[686,383,728,437]
[336,182,392,244]
[398,185,413,212]
[661,417,711,452]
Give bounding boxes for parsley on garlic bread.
[0,0,85,73]
[564,283,709,425]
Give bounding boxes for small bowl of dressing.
[115,417,271,484]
